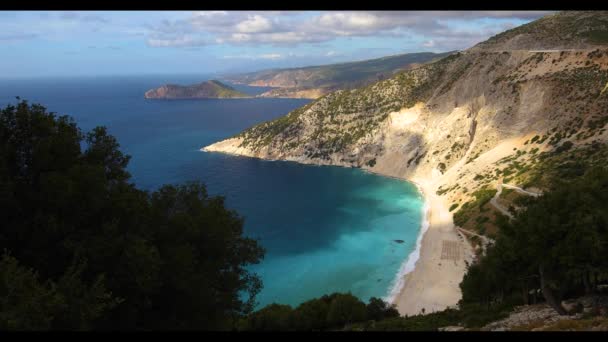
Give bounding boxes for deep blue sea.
[0,75,424,308]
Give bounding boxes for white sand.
[392,179,475,316]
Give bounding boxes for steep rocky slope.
[204,11,608,214]
[144,80,249,99]
[224,52,451,99]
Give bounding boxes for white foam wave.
[384,185,430,304]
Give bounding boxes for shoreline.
[392,179,474,316]
[330,167,475,316]
[202,148,474,316]
[384,183,430,304]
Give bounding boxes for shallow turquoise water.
[0,75,424,309]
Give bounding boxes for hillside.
[224,52,452,99]
[203,11,608,316]
[204,10,608,212]
[471,11,608,51]
[144,80,250,99]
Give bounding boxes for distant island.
[145,53,449,100]
[144,80,250,99]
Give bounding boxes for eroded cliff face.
[204,12,608,206]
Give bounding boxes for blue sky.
[0,11,554,79]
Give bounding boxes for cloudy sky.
[0,11,554,78]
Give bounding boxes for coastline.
[361,168,474,316]
[202,148,474,316]
[384,182,430,304]
[392,179,474,316]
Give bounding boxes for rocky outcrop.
[144,80,249,99]
[481,304,582,331]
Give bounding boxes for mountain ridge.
[223,51,453,99]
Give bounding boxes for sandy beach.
[392,179,475,316]
[205,142,480,317]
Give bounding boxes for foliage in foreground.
[239,293,399,331]
[0,100,264,330]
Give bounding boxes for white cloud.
[145,10,554,49]
[222,53,284,60]
[423,40,435,48]
[235,15,273,33]
[259,53,282,60]
[147,35,208,47]
[315,12,384,32]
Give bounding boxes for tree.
[0,252,119,330]
[326,293,367,328]
[366,297,399,321]
[0,100,265,330]
[461,166,608,316]
[0,253,63,330]
[292,298,330,330]
[240,304,293,331]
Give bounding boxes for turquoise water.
[0,75,424,308]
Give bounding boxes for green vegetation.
[583,29,608,44]
[0,101,264,330]
[449,203,459,212]
[235,50,459,159]
[453,187,497,227]
[438,163,447,174]
[355,164,608,331]
[518,141,608,190]
[460,166,608,315]
[208,80,250,98]
[348,300,518,331]
[146,80,249,99]
[480,11,608,49]
[238,293,398,331]
[499,187,515,199]
[438,61,473,95]
[554,140,574,153]
[531,135,540,144]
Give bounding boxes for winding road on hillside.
[489,183,542,220]
[457,227,494,253]
[466,183,543,253]
[490,184,514,219]
[501,183,542,197]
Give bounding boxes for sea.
[0,74,425,309]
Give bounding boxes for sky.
[0,11,555,79]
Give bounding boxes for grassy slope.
[207,80,249,98]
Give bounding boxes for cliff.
[204,11,608,224]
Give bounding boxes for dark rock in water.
[394,239,405,243]
[377,279,382,282]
